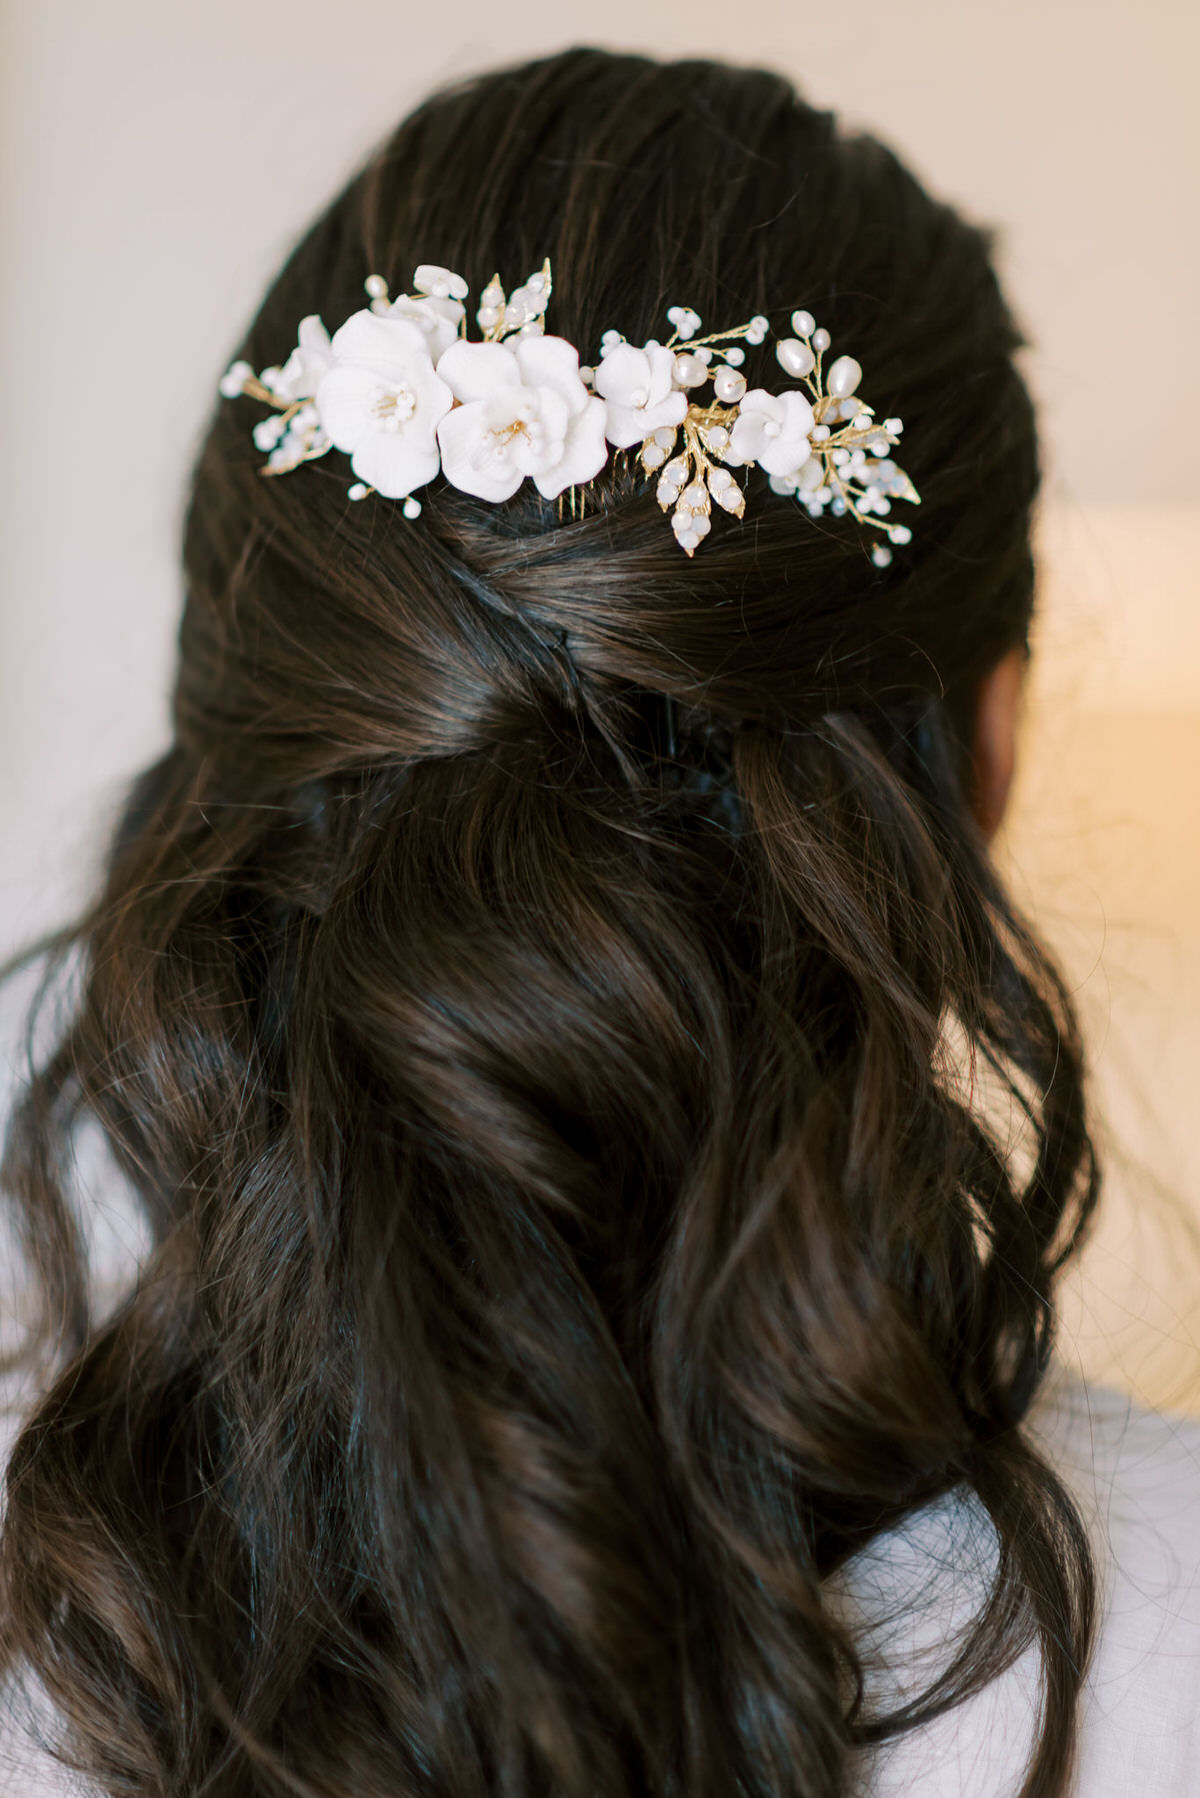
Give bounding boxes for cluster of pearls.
[750,308,919,561]
[223,360,331,473]
[475,262,552,339]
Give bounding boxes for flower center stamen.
[371,383,417,433]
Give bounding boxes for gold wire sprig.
[610,299,917,559]
[475,259,554,342]
[217,366,334,480]
[761,308,921,564]
[646,401,747,556]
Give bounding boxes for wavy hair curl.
[1,47,1098,1798]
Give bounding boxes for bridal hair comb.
[219,262,919,563]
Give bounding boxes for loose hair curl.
[1,47,1098,1798]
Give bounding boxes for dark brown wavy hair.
[1,46,1099,1798]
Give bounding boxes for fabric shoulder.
[828,1357,1200,1797]
[0,950,150,1347]
[1028,1358,1200,1794]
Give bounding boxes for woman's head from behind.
[1,47,1097,1798]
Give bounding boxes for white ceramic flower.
[595,343,688,449]
[271,315,335,402]
[382,294,464,361]
[728,388,816,477]
[436,335,608,502]
[315,310,453,499]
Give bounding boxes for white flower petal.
[782,389,815,437]
[729,388,816,478]
[437,401,525,502]
[594,342,652,409]
[437,339,523,404]
[328,310,437,381]
[508,385,570,475]
[757,434,813,478]
[317,364,390,453]
[514,334,590,417]
[532,396,609,499]
[757,391,816,478]
[348,431,441,500]
[603,390,687,450]
[729,410,770,465]
[272,315,334,401]
[597,344,688,447]
[316,355,452,469]
[385,293,463,361]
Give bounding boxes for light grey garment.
[2,967,1199,1794]
[831,1362,1200,1796]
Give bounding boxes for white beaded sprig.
[765,310,920,566]
[218,262,920,561]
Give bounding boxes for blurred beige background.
[2,2,1198,1409]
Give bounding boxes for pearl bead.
[889,524,912,544]
[219,360,253,397]
[775,338,815,379]
[791,310,815,338]
[827,356,862,399]
[872,544,893,567]
[705,425,730,451]
[347,483,369,501]
[682,482,708,509]
[477,305,500,329]
[673,353,706,387]
[403,497,422,518]
[709,467,732,491]
[364,274,389,299]
[724,347,745,367]
[811,328,831,354]
[750,315,769,334]
[713,367,746,402]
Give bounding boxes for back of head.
[1,47,1097,1798]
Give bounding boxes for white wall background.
[2,0,1198,1406]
